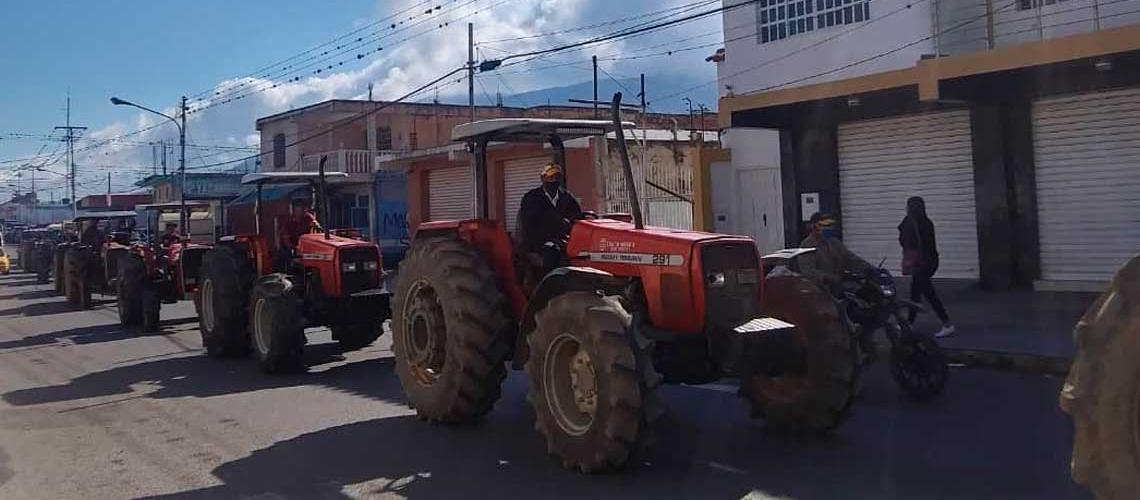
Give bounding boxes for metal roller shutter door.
[427,167,472,221]
[1033,87,1140,283]
[838,110,980,279]
[503,157,547,233]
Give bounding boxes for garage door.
[1033,87,1140,283]
[838,110,980,279]
[503,157,546,233]
[427,167,472,221]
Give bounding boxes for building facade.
[715,0,1140,290]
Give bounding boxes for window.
[408,131,418,151]
[758,0,868,43]
[272,133,286,170]
[376,126,392,150]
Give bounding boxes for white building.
[714,0,1140,290]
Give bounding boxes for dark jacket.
[898,197,939,271]
[798,232,873,289]
[516,186,582,251]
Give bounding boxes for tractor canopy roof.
[240,171,348,186]
[136,201,213,212]
[451,118,636,143]
[73,211,138,221]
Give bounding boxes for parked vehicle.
[389,94,857,473]
[195,166,390,373]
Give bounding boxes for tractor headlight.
[362,261,379,271]
[342,262,358,272]
[706,272,726,288]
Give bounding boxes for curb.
[944,348,1072,376]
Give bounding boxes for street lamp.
[111,95,188,235]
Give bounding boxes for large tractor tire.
[526,292,660,473]
[743,275,858,432]
[1060,254,1140,500]
[35,249,51,284]
[332,321,384,352]
[197,246,253,358]
[249,274,305,374]
[67,249,92,310]
[53,246,67,295]
[391,236,511,423]
[117,256,145,327]
[141,285,161,333]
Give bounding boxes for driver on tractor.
[159,222,181,247]
[276,197,322,271]
[515,163,581,276]
[79,220,104,248]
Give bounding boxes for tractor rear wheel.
[53,247,67,295]
[527,292,660,473]
[117,256,145,326]
[63,250,78,304]
[67,249,92,310]
[249,274,305,373]
[197,246,253,358]
[141,285,161,333]
[332,321,383,351]
[743,275,857,433]
[391,236,511,423]
[1061,255,1140,500]
[35,250,50,284]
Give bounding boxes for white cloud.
[76,0,720,195]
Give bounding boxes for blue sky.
[0,0,722,199]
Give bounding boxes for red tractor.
[64,211,139,309]
[117,201,217,332]
[195,166,390,373]
[390,93,857,473]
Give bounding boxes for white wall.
[720,0,935,96]
[258,120,300,172]
[937,0,1140,55]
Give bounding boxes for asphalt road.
[0,265,1090,500]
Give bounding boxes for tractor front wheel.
[743,275,857,433]
[197,246,252,358]
[117,256,145,327]
[526,292,660,473]
[249,274,305,373]
[66,249,92,310]
[1061,255,1140,500]
[53,247,67,295]
[141,285,161,333]
[391,237,510,423]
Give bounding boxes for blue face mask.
[820,228,841,240]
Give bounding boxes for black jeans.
[909,259,950,324]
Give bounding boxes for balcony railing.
[934,0,1140,56]
[299,149,374,174]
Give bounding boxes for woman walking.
[899,196,955,337]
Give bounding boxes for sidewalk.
[898,279,1099,362]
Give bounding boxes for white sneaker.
[935,324,956,338]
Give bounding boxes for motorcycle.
[761,249,948,400]
[840,264,948,400]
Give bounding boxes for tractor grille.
[701,242,762,329]
[339,246,380,295]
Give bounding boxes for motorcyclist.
[516,163,582,275]
[798,212,874,291]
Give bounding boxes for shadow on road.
[0,298,116,318]
[0,317,201,351]
[2,343,401,407]
[0,289,58,301]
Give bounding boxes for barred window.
[757,0,869,43]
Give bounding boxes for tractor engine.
[296,233,382,299]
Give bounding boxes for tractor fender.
[512,266,630,369]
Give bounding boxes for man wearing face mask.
[798,211,873,292]
[516,163,582,274]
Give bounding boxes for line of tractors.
[8,94,1130,495]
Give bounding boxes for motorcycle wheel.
[889,320,948,400]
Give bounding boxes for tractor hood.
[566,218,754,269]
[297,232,375,251]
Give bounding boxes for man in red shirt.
[158,223,181,247]
[276,197,322,271]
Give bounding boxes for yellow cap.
[541,163,563,181]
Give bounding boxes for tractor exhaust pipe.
[611,93,644,230]
[318,156,331,240]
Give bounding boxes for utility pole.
[468,23,475,124]
[683,97,694,131]
[106,172,111,208]
[152,142,158,175]
[593,55,599,119]
[696,104,708,132]
[55,94,86,218]
[161,140,167,175]
[180,95,187,233]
